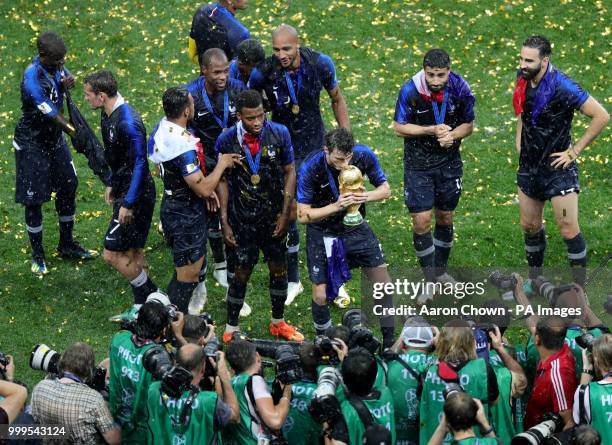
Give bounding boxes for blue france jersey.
[520,70,588,172]
[297,145,386,234]
[14,57,71,148]
[394,71,475,170]
[229,59,241,82]
[249,47,338,162]
[101,98,155,208]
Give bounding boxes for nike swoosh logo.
[105,237,116,241]
[416,110,428,114]
[321,183,329,188]
[197,111,208,117]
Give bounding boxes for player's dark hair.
[423,48,451,69]
[136,301,169,340]
[176,344,205,374]
[478,299,511,336]
[162,87,191,120]
[325,128,355,155]
[84,70,118,97]
[201,47,228,68]
[341,347,377,397]
[236,89,263,112]
[536,316,567,350]
[36,31,67,57]
[324,325,350,344]
[58,342,95,381]
[444,392,478,432]
[299,343,319,380]
[523,35,552,58]
[236,39,265,66]
[182,315,208,343]
[226,340,257,373]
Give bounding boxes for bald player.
[249,24,350,305]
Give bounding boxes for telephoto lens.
[510,413,563,445]
[30,344,61,374]
[308,367,342,425]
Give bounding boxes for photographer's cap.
[401,317,433,348]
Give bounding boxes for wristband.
[582,368,594,375]
[480,425,494,436]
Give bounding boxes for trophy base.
[343,213,363,226]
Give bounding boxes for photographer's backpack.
[346,393,392,444]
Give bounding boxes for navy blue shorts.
[403,160,463,213]
[227,221,287,269]
[103,195,156,252]
[517,167,580,202]
[160,197,207,267]
[306,222,385,285]
[14,138,77,206]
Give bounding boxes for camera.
[313,335,341,366]
[575,332,596,351]
[200,336,221,391]
[532,277,580,308]
[489,271,518,290]
[308,366,343,425]
[511,413,564,445]
[343,309,381,354]
[198,312,214,338]
[0,352,9,380]
[442,382,464,400]
[30,344,108,393]
[142,346,193,399]
[274,344,303,385]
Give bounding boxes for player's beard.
[426,80,447,92]
[520,63,541,80]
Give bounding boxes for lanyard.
[284,69,302,108]
[323,155,340,200]
[237,123,263,175]
[62,373,83,384]
[38,60,61,95]
[431,91,448,125]
[202,88,229,129]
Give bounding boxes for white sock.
[271,318,284,325]
[130,269,148,287]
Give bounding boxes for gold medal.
[251,174,261,185]
[222,127,228,132]
[292,104,300,114]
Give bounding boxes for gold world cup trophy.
[339,165,365,226]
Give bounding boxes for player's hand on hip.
[550,150,575,169]
[104,187,114,205]
[272,214,289,238]
[222,223,237,248]
[118,206,134,225]
[61,74,76,89]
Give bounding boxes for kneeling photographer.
[282,343,323,445]
[224,339,293,444]
[146,343,240,443]
[428,392,498,445]
[572,333,612,445]
[31,342,120,444]
[419,320,499,445]
[315,347,395,445]
[109,300,180,444]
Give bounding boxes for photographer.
[325,347,395,445]
[573,334,611,445]
[31,342,120,444]
[282,343,323,445]
[181,314,216,346]
[109,300,177,444]
[0,355,27,425]
[523,316,576,430]
[146,343,240,443]
[384,317,435,445]
[513,274,608,381]
[419,320,499,444]
[428,392,498,445]
[224,339,292,444]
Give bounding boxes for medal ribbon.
[431,90,448,125]
[202,88,229,129]
[237,123,262,176]
[284,68,302,110]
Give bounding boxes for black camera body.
[309,367,343,425]
[274,344,303,385]
[313,335,341,366]
[489,271,518,290]
[0,352,9,379]
[575,332,596,351]
[442,382,464,400]
[343,309,381,354]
